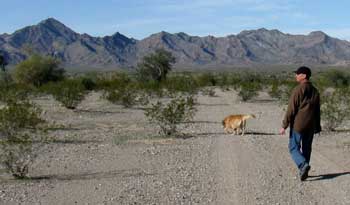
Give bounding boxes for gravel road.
[0,89,349,204]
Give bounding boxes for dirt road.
[0,90,349,204]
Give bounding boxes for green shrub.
[14,54,65,87]
[42,79,86,109]
[103,87,138,108]
[0,69,12,89]
[81,77,97,91]
[277,82,297,106]
[237,82,261,101]
[268,82,281,99]
[316,69,350,88]
[194,73,217,87]
[163,74,199,94]
[0,84,34,103]
[201,87,216,97]
[0,54,7,71]
[321,88,350,131]
[0,98,46,179]
[145,95,197,136]
[95,72,131,90]
[135,80,164,97]
[137,49,175,82]
[103,82,151,108]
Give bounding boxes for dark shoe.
[300,163,311,181]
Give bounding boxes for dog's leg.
[241,120,246,136]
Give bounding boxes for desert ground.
[0,88,349,204]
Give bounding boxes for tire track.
[213,134,350,204]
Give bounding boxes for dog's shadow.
[307,171,350,181]
[195,131,278,137]
[244,131,278,135]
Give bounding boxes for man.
[280,66,321,181]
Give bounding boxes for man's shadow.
[307,171,350,181]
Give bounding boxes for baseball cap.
[294,66,311,78]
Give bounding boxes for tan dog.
[222,114,256,136]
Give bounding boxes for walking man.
[280,66,321,181]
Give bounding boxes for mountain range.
[2,18,350,69]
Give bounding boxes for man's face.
[295,73,306,82]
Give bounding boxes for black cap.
[294,66,311,78]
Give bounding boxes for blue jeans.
[289,129,314,170]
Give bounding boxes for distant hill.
[2,18,350,69]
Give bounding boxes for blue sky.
[2,0,350,40]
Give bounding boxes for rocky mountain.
[2,18,350,69]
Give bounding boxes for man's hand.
[279,128,286,135]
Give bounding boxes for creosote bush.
[0,96,46,179]
[164,74,199,94]
[14,54,65,87]
[145,95,197,136]
[201,87,216,97]
[103,86,139,108]
[276,82,297,106]
[0,84,33,104]
[41,79,86,109]
[238,82,261,101]
[321,88,350,131]
[81,77,97,91]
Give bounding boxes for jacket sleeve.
[282,87,300,129]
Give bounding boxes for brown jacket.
[282,81,321,135]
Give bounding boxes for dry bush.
[145,95,197,136]
[0,97,47,179]
[321,88,350,131]
[41,79,86,109]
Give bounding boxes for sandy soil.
[0,89,349,204]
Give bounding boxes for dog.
[222,114,256,136]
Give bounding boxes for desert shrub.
[0,84,34,103]
[95,72,131,90]
[103,86,138,108]
[0,54,8,70]
[215,74,241,91]
[201,87,216,97]
[0,69,12,89]
[163,74,199,94]
[145,95,197,136]
[137,49,175,82]
[81,77,97,91]
[0,97,46,179]
[14,54,65,87]
[194,72,217,87]
[268,82,282,99]
[137,80,164,97]
[0,54,14,91]
[277,81,297,105]
[321,88,350,131]
[316,70,350,88]
[237,82,261,101]
[41,79,86,109]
